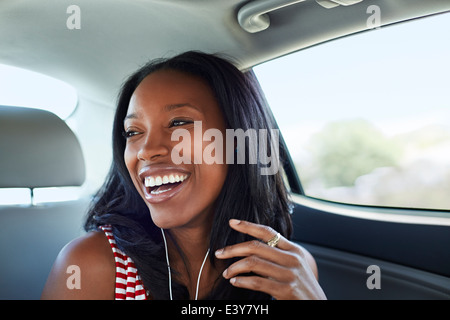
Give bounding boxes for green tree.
[307,119,401,187]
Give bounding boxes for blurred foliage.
[305,119,402,188]
[294,119,450,210]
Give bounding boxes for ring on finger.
[266,232,281,248]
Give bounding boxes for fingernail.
[215,248,224,256]
[229,219,240,225]
[222,269,228,278]
[230,277,236,284]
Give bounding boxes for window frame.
[254,12,450,218]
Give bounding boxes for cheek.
[123,145,134,174]
[192,126,228,202]
[123,145,141,190]
[195,163,228,202]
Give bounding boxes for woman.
[41,51,326,300]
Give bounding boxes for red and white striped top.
[100,225,148,300]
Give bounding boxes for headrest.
[0,106,85,188]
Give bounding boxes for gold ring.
[266,232,281,247]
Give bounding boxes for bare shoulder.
[41,230,116,300]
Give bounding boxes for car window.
[0,64,77,119]
[254,12,450,212]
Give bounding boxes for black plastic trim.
[290,200,450,277]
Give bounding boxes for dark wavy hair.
[84,51,293,299]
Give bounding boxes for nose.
[136,129,170,162]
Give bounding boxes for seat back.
[0,106,89,299]
[0,106,85,188]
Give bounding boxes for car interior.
[1,0,449,300]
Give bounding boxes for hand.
[214,219,327,300]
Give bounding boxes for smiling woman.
[123,69,228,228]
[41,51,325,300]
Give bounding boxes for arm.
[41,231,116,300]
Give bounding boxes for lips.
[138,167,190,204]
[144,173,188,195]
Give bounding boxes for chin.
[148,201,214,231]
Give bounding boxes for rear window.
[254,12,450,211]
[0,64,77,119]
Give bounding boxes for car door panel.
[291,196,450,299]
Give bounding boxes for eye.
[169,119,193,127]
[122,130,141,139]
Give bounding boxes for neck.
[160,206,228,299]
[170,226,210,259]
[168,205,215,262]
[162,221,223,299]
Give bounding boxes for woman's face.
[124,70,228,230]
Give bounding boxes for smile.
[139,167,191,204]
[144,174,189,195]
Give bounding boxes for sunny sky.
[254,12,450,143]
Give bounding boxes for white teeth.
[144,173,188,188]
[151,187,173,195]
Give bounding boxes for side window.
[254,13,450,211]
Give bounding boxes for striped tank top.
[100,225,148,300]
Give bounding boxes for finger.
[228,219,293,250]
[229,275,285,299]
[223,255,292,283]
[215,239,299,269]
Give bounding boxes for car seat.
[0,105,89,299]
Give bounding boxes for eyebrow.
[164,103,201,112]
[124,103,201,123]
[124,112,140,122]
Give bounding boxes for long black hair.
[85,51,293,299]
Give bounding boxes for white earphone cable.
[161,228,210,300]
[195,248,210,300]
[161,228,173,300]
